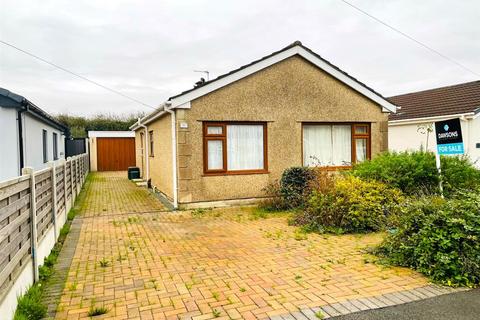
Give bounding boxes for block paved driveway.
[55,172,431,320]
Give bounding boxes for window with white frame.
[203,122,267,174]
[303,123,370,167]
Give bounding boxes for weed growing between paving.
[87,306,109,317]
[13,175,91,320]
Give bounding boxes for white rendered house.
[0,88,68,181]
[388,81,480,167]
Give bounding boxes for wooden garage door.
[96,138,135,171]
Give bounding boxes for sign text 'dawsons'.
[435,118,464,155]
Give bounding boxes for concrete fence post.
[63,159,67,213]
[22,167,39,283]
[79,156,82,183]
[76,157,80,194]
[75,156,80,196]
[71,157,75,204]
[49,162,58,240]
[84,155,86,179]
[68,157,74,208]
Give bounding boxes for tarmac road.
[332,289,480,320]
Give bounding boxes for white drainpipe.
[164,102,178,209]
[137,118,149,182]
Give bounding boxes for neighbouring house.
[0,87,68,181]
[388,80,480,167]
[88,131,135,171]
[130,41,397,209]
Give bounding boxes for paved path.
[52,172,450,319]
[331,289,479,320]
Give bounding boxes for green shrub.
[352,151,480,196]
[279,167,315,208]
[376,193,480,287]
[351,151,437,195]
[441,156,480,195]
[259,180,288,211]
[294,176,404,233]
[14,285,47,320]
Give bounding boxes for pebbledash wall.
[135,116,174,199]
[0,154,89,320]
[138,56,389,207]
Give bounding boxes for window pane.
[355,125,368,134]
[227,125,264,170]
[303,125,352,167]
[207,140,223,170]
[207,126,222,135]
[332,125,352,166]
[53,133,58,160]
[303,125,332,166]
[149,131,154,155]
[355,138,367,163]
[43,130,47,163]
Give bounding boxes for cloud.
[0,0,478,116]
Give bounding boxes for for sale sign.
[435,118,464,155]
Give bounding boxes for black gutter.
[17,109,25,175]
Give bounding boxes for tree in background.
[56,112,145,138]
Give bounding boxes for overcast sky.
[0,0,478,116]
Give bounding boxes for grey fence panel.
[34,169,53,242]
[0,154,89,303]
[65,162,72,203]
[0,176,32,298]
[55,166,65,215]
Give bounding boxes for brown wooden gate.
[96,138,135,171]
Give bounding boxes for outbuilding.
[130,41,397,209]
[88,131,136,171]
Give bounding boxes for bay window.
[203,122,267,174]
[303,123,370,167]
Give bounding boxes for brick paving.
[53,172,437,320]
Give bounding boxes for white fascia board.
[143,110,167,126]
[472,107,480,119]
[88,131,135,138]
[169,46,396,113]
[131,103,169,131]
[175,101,191,109]
[388,112,475,126]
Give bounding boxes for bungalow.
[388,80,480,167]
[0,88,68,181]
[130,41,397,209]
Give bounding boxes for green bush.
[376,192,480,287]
[279,167,315,208]
[352,151,480,196]
[294,176,404,233]
[14,285,47,320]
[441,156,480,194]
[259,180,288,211]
